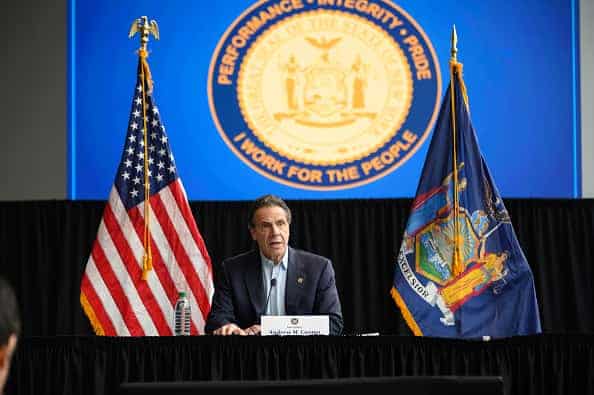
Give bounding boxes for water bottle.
[174,291,191,336]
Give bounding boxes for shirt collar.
[260,248,288,270]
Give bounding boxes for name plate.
[261,315,329,336]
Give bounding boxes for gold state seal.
[209,0,441,190]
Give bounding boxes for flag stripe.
[86,252,132,336]
[159,186,213,306]
[128,205,180,333]
[103,198,171,335]
[110,188,176,335]
[146,194,207,331]
[171,182,215,303]
[140,200,203,334]
[171,181,213,277]
[81,274,116,335]
[93,221,149,336]
[152,190,211,319]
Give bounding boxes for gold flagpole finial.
[128,16,160,56]
[450,25,458,62]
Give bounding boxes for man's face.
[250,205,290,263]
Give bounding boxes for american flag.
[80,59,213,336]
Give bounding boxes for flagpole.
[449,25,464,277]
[129,16,160,280]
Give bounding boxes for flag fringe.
[80,292,105,336]
[391,287,423,336]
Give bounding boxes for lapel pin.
[297,277,304,284]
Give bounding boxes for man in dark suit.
[205,194,343,335]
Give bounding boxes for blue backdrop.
[70,0,580,200]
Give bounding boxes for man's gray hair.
[248,194,292,228]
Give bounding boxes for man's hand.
[244,324,261,336]
[213,323,247,336]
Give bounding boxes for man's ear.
[0,335,17,369]
[0,344,5,369]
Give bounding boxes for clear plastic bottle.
[174,291,191,336]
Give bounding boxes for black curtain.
[0,198,593,336]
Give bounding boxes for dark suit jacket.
[205,247,343,335]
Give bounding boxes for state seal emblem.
[208,0,441,190]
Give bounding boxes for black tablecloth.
[7,334,594,395]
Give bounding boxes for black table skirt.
[7,334,594,395]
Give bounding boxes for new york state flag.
[391,61,542,338]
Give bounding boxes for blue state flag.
[391,60,542,338]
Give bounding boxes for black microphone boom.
[263,278,277,316]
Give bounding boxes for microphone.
[264,278,277,315]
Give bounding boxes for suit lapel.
[244,250,265,316]
[286,247,304,314]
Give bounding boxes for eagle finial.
[129,16,159,54]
